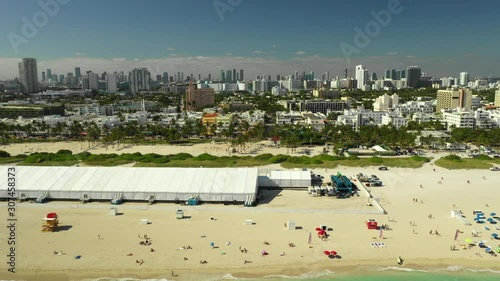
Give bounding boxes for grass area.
[0,149,431,169]
[18,160,79,166]
[0,156,26,164]
[281,155,430,169]
[434,154,495,170]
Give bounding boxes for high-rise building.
[18,58,39,93]
[220,70,225,82]
[162,72,169,83]
[371,73,377,81]
[41,71,46,82]
[185,81,215,111]
[46,69,52,80]
[355,65,368,89]
[208,73,212,81]
[101,72,107,81]
[83,71,99,91]
[238,69,244,81]
[129,68,151,95]
[156,74,162,82]
[384,69,391,79]
[459,72,469,86]
[406,66,422,88]
[106,74,117,93]
[436,89,472,112]
[59,75,64,83]
[391,69,397,80]
[75,67,81,79]
[232,69,236,82]
[226,70,232,83]
[495,90,500,107]
[399,70,406,79]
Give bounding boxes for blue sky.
[1,0,499,79]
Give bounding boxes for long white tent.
[0,167,259,203]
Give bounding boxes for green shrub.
[313,154,343,161]
[75,152,91,160]
[476,154,492,160]
[348,154,360,160]
[170,153,193,160]
[311,159,324,164]
[56,149,73,155]
[0,150,11,158]
[368,157,383,164]
[254,153,273,161]
[443,154,462,161]
[194,153,218,161]
[268,154,289,163]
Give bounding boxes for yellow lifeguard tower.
[42,213,59,232]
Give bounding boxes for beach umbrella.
[488,218,493,222]
[330,250,338,256]
[315,228,322,232]
[491,213,496,216]
[323,250,331,255]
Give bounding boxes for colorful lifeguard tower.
[42,212,59,232]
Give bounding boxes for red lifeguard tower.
[42,213,59,232]
[366,218,378,230]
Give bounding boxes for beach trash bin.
[109,207,117,216]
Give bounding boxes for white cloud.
[112,58,126,62]
[166,48,176,51]
[406,55,415,58]
[386,52,399,55]
[295,51,306,55]
[226,53,233,56]
[252,50,264,54]
[75,52,86,57]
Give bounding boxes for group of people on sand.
[239,246,248,253]
[177,245,193,251]
[429,230,440,235]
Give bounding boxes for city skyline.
[1,0,500,79]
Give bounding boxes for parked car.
[490,167,500,171]
[378,166,388,171]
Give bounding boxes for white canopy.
[0,167,259,203]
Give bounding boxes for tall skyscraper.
[239,69,244,81]
[220,70,225,82]
[406,66,422,88]
[129,68,151,95]
[47,69,52,80]
[384,69,391,79]
[75,67,81,79]
[18,58,39,93]
[106,74,117,93]
[232,69,236,82]
[83,71,99,91]
[42,71,46,82]
[459,72,469,86]
[226,70,232,83]
[355,65,368,89]
[208,73,212,81]
[177,72,181,82]
[162,72,169,83]
[156,74,162,82]
[59,75,64,83]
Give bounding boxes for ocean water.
[72,266,500,281]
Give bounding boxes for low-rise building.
[441,108,474,130]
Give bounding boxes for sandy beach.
[0,142,499,280]
[0,140,325,157]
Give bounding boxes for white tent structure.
[0,167,259,204]
[258,170,311,188]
